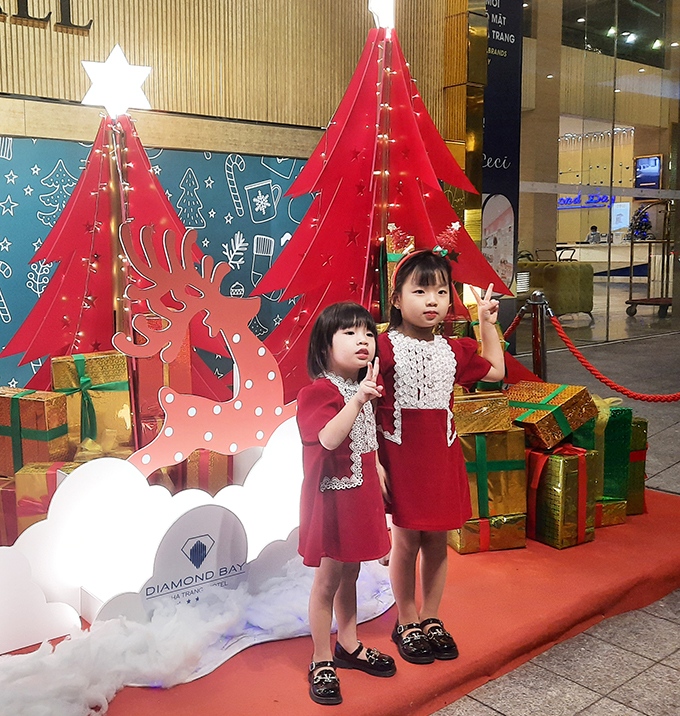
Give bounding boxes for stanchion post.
[529,290,548,381]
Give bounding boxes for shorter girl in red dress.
[376,250,505,665]
[297,302,395,706]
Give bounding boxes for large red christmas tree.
[0,115,193,389]
[256,27,510,402]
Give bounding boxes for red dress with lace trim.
[297,377,390,567]
[376,332,491,531]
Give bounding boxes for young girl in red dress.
[376,251,505,664]
[297,302,395,706]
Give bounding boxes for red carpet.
[107,490,680,716]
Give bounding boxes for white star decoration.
[204,177,214,189]
[81,45,151,118]
[0,237,12,251]
[0,195,18,216]
[202,238,210,248]
[208,209,216,218]
[30,165,40,175]
[224,213,233,225]
[165,190,172,199]
[32,238,43,251]
[8,378,18,388]
[23,185,33,196]
[4,170,17,184]
[152,165,161,175]
[450,221,461,231]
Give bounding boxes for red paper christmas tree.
[256,27,510,402]
[0,114,195,389]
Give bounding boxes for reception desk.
[556,243,651,275]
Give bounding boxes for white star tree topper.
[81,45,151,118]
[369,0,395,29]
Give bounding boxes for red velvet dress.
[297,375,391,568]
[376,331,491,531]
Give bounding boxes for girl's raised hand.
[470,283,500,324]
[357,357,383,405]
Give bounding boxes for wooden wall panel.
[0,0,453,134]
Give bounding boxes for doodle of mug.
[245,179,281,224]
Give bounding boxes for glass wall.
[517,0,679,351]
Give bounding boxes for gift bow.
[55,354,129,441]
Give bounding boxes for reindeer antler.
[113,224,232,362]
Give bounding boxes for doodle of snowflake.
[253,190,270,215]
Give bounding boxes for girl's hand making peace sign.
[356,357,383,405]
[469,284,500,325]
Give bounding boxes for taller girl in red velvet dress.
[297,302,394,707]
[376,251,505,665]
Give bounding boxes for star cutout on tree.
[348,279,360,294]
[4,170,17,184]
[351,149,362,161]
[61,315,71,328]
[345,228,360,246]
[320,253,332,268]
[204,177,214,188]
[30,165,41,175]
[0,195,18,216]
[91,340,101,351]
[23,185,33,196]
[81,44,151,118]
[356,182,366,196]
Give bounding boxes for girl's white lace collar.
[382,330,458,446]
[318,371,378,492]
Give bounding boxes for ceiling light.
[547,74,554,79]
[607,27,616,36]
[577,17,586,23]
[625,33,637,44]
[652,39,663,49]
[671,42,679,47]
[614,88,621,93]
[638,68,645,72]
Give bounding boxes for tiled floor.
[431,322,680,716]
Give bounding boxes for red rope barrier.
[504,312,524,340]
[549,315,680,402]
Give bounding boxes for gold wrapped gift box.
[15,461,80,534]
[595,498,627,528]
[506,381,598,450]
[459,427,526,519]
[448,514,526,554]
[51,351,133,457]
[453,392,512,434]
[0,477,17,546]
[0,388,69,477]
[526,446,597,549]
[628,417,647,516]
[182,449,232,495]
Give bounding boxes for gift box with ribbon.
[526,444,597,549]
[0,388,69,477]
[628,417,647,515]
[134,314,193,427]
[471,320,508,355]
[506,381,598,450]
[14,461,79,534]
[0,478,18,546]
[51,351,132,457]
[453,392,512,434]
[181,449,232,495]
[460,427,526,518]
[448,513,526,554]
[595,498,627,528]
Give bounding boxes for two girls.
[296,251,504,704]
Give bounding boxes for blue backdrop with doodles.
[0,135,312,387]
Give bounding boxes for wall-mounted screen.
[634,154,662,190]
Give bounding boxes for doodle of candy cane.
[225,154,246,217]
[0,261,12,323]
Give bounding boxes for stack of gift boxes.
[447,314,649,554]
[0,339,234,545]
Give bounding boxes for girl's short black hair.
[388,250,452,329]
[307,302,378,378]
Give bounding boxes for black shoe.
[308,661,342,705]
[421,617,459,660]
[391,621,435,664]
[334,640,397,677]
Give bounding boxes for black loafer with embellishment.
[421,617,459,660]
[391,621,435,664]
[308,660,342,705]
[334,640,397,677]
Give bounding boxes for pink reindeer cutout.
[113,224,296,478]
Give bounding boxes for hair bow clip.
[433,245,449,258]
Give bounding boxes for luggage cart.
[625,200,673,317]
